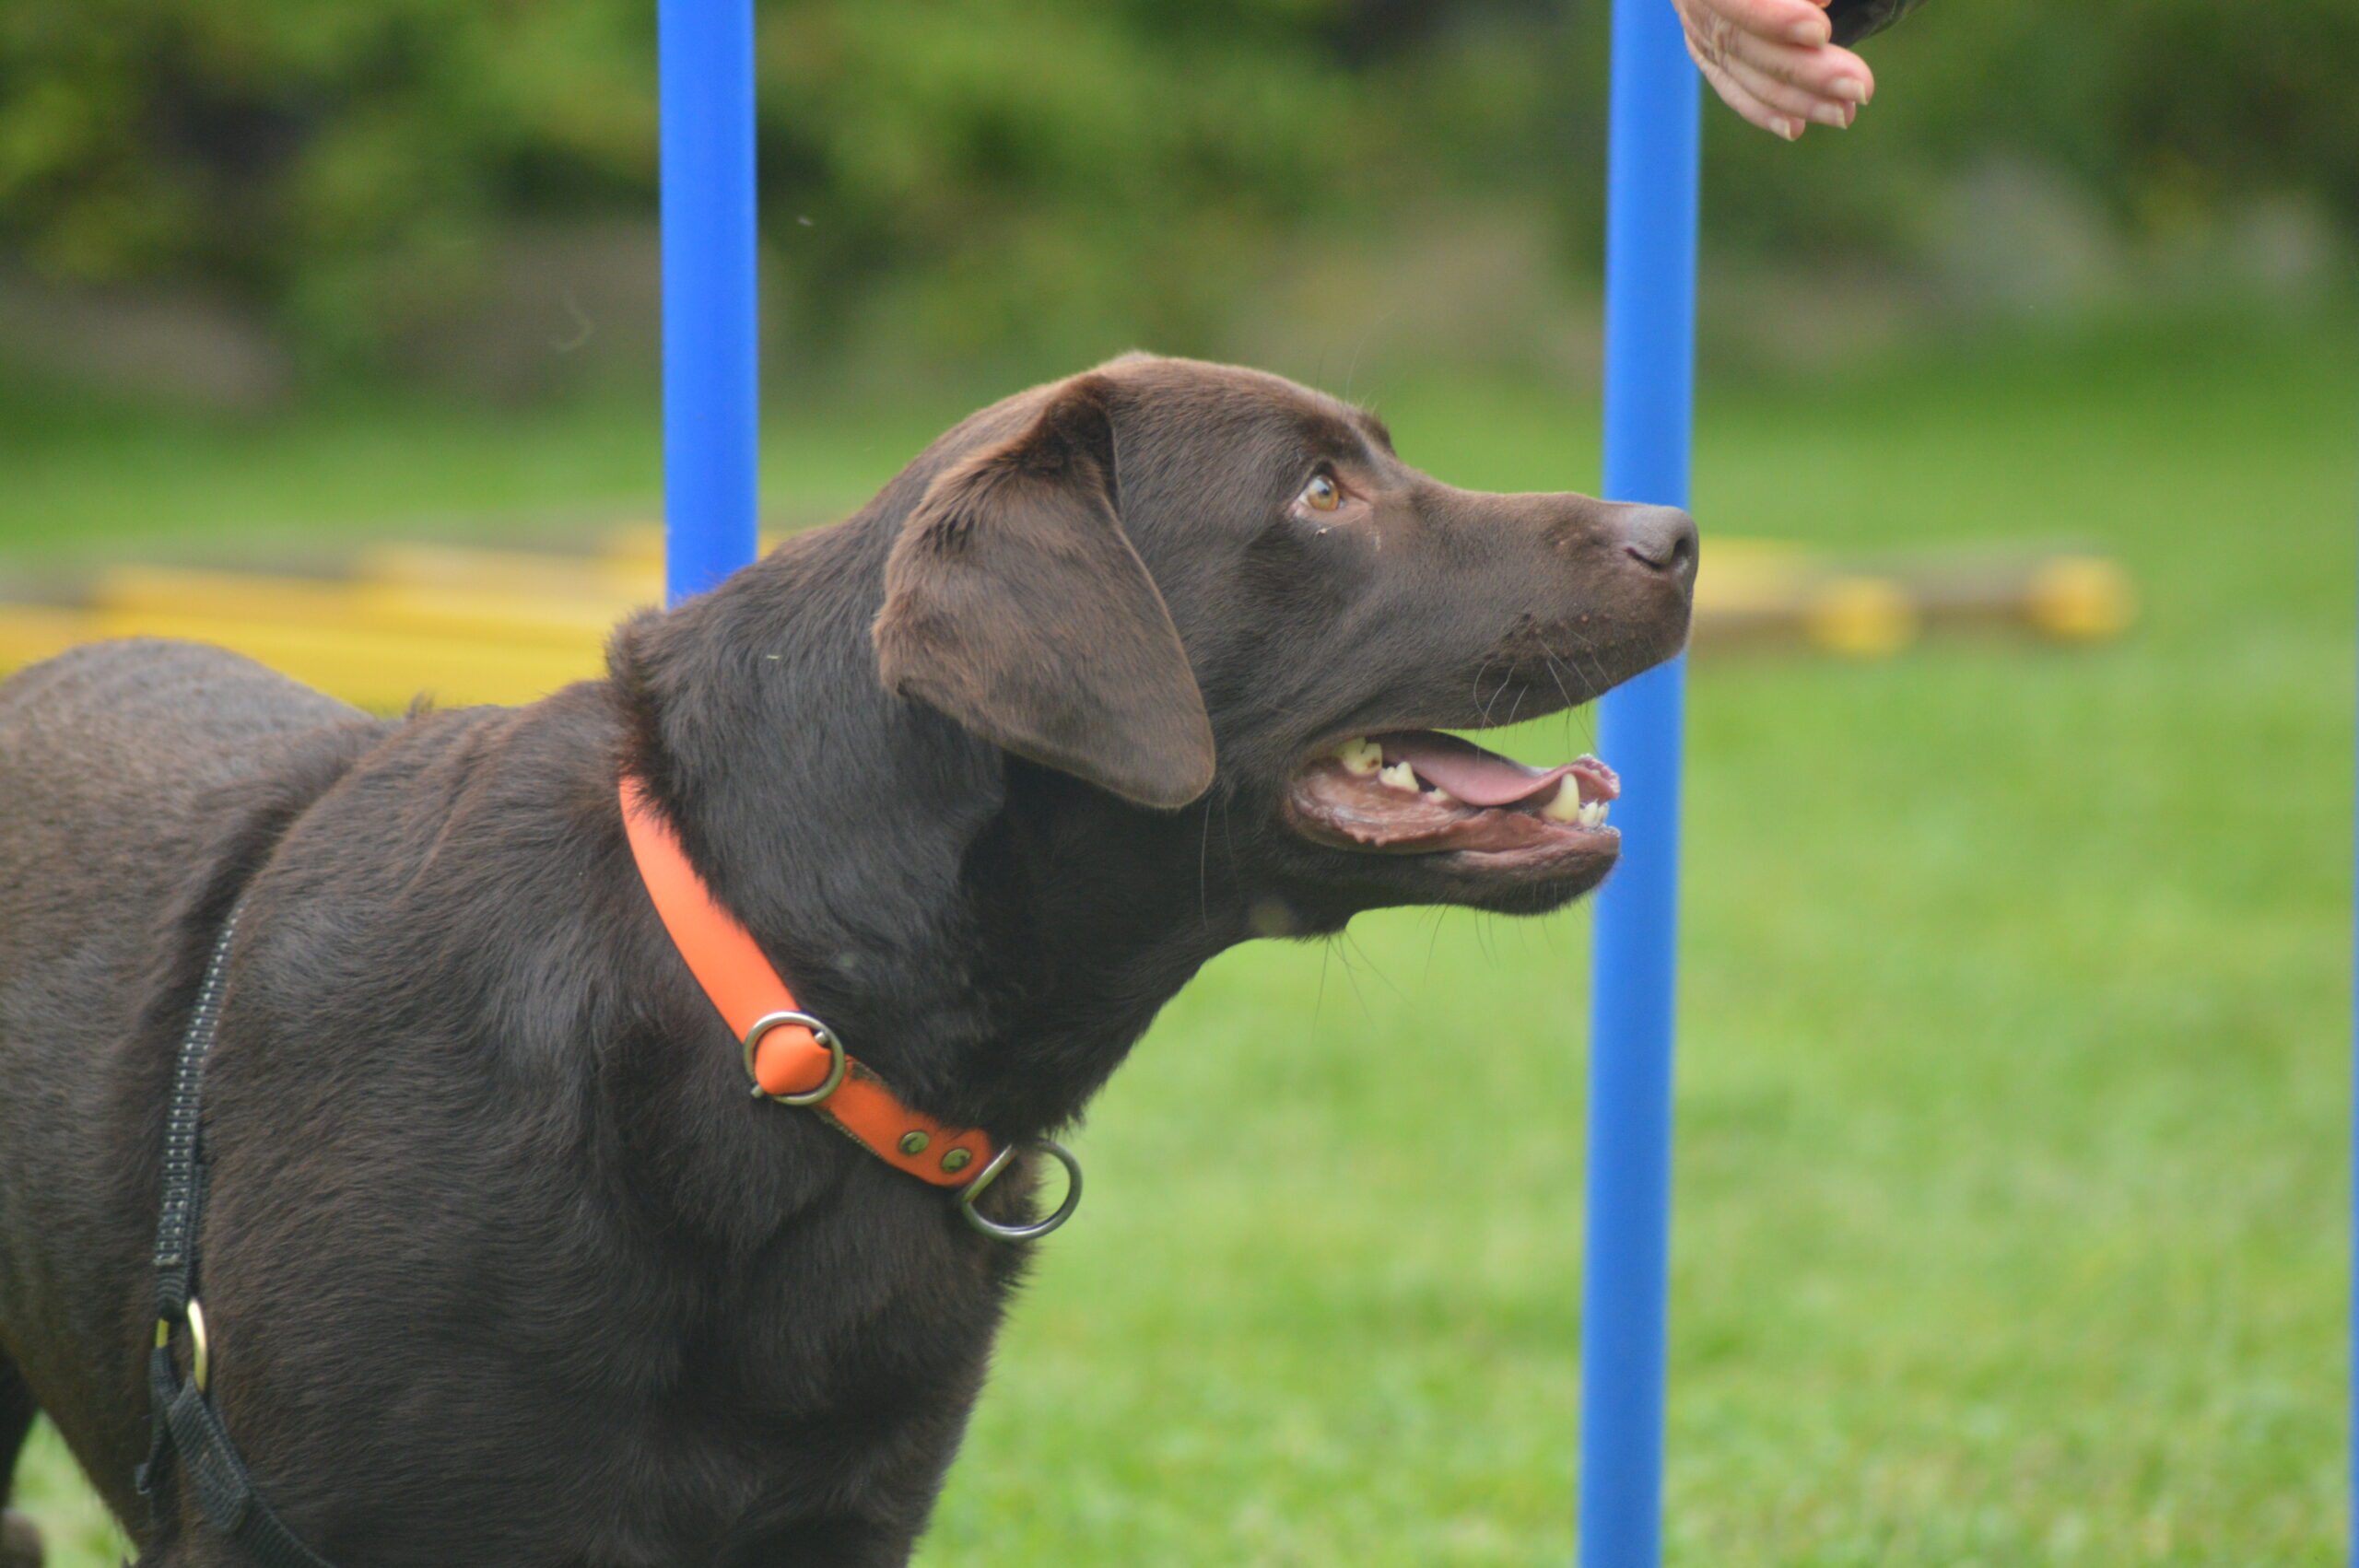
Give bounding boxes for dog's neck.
[613,514,1251,1141]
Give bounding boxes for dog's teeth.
[1426,784,1456,805]
[1334,737,1383,776]
[1578,799,1609,829]
[1540,778,1584,823]
[1378,761,1420,792]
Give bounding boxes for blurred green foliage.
[1709,0,2359,261]
[0,0,656,365]
[0,0,2350,378]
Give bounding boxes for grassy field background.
[4,310,2355,1564]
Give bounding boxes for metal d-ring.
[743,1011,848,1106]
[185,1298,212,1393]
[154,1303,213,1395]
[957,1140,1084,1242]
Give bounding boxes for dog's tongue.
[1373,731,1619,808]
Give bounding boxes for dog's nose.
[1618,504,1697,586]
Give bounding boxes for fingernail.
[1788,17,1831,44]
[1777,118,1803,142]
[1812,102,1849,129]
[1827,76,1868,102]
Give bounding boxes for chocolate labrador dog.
[0,354,1693,1567]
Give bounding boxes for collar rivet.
[940,1148,973,1174]
[898,1131,931,1156]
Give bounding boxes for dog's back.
[0,638,363,989]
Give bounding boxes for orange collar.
[618,777,995,1189]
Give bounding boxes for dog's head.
[872,356,1694,924]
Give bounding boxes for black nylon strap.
[138,900,342,1568]
[162,1378,336,1568]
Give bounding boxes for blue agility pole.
[1578,0,1698,1562]
[659,0,762,605]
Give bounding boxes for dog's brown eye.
[1300,474,1342,512]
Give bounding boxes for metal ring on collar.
[742,1011,848,1106]
[957,1140,1084,1242]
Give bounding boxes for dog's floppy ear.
[874,376,1216,810]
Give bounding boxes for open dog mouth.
[1283,730,1621,857]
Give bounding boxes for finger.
[1719,49,1855,128]
[1676,2,1814,138]
[1694,57,1807,140]
[1720,29,1876,105]
[1684,0,1839,50]
[1676,0,1778,83]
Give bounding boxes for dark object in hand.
[1825,0,1928,45]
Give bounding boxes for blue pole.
[1578,0,1697,1561]
[659,0,762,605]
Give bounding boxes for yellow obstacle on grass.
[64,565,631,711]
[0,606,99,672]
[0,531,2135,713]
[354,542,657,610]
[1691,541,2136,658]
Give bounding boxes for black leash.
[135,899,339,1568]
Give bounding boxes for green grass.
[6,311,2356,1564]
[0,377,971,561]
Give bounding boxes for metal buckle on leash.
[957,1141,1083,1242]
[154,1298,211,1393]
[742,1011,849,1106]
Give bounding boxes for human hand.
[1670,0,1874,141]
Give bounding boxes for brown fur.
[0,357,1691,1566]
